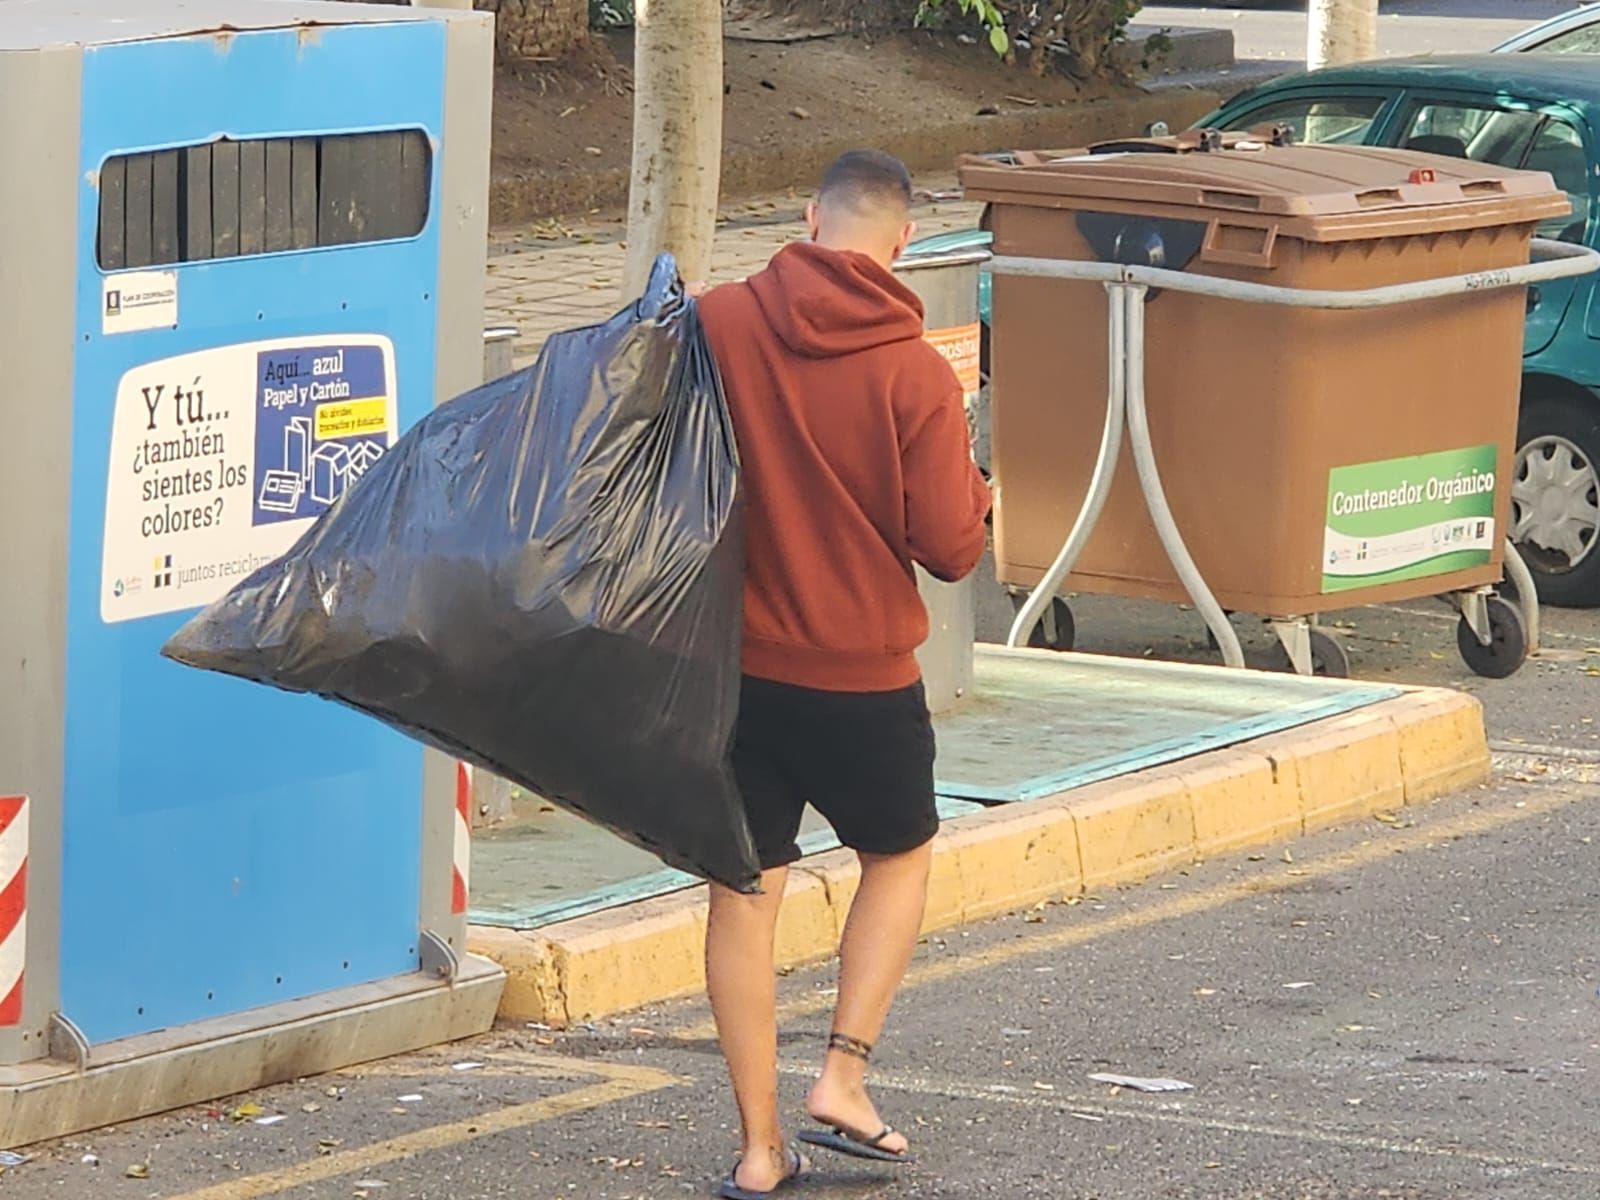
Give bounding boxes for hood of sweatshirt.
[745,241,926,359]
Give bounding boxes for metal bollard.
[483,324,517,383]
[893,246,990,715]
[471,324,522,828]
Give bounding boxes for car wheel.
[1513,394,1600,607]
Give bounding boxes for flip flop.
[715,1147,808,1199]
[798,1124,914,1164]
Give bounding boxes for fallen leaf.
[302,1103,323,1114]
[790,107,811,120]
[125,1164,150,1179]
[1032,1081,1055,1091]
[230,1103,264,1122]
[1194,987,1217,997]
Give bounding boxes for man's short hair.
[819,150,913,216]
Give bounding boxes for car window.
[1522,119,1592,242]
[1399,102,1542,165]
[1527,23,1600,54]
[1219,95,1387,145]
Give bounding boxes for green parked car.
[929,53,1600,606]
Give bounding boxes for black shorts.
[732,675,939,871]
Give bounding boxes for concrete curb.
[468,687,1489,1026]
[489,87,1224,226]
[1121,24,1235,77]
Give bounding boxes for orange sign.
[924,322,982,398]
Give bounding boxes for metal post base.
[1501,538,1542,654]
[1271,619,1314,677]
[1457,588,1493,646]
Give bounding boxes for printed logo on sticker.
[101,270,178,335]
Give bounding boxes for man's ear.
[804,201,821,241]
[893,219,918,260]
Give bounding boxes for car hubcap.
[1512,435,1600,572]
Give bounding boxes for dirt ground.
[490,26,1131,224]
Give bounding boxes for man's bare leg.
[707,867,795,1191]
[805,841,933,1154]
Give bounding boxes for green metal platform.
[469,647,1401,930]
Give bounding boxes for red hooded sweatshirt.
[700,242,992,693]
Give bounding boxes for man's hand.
[685,280,709,298]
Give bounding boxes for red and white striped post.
[451,764,471,916]
[0,796,27,1027]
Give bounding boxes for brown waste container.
[961,138,1568,670]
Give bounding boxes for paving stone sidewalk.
[485,186,982,367]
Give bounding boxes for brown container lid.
[959,137,1569,242]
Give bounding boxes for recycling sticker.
[101,335,398,623]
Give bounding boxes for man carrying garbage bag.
[697,150,992,1198]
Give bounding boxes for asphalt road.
[4,573,1597,1197]
[1142,0,1580,66]
[5,756,1593,1199]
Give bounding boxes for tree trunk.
[1307,0,1377,69]
[621,0,723,297]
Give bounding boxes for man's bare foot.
[731,1142,801,1194]
[805,1076,910,1156]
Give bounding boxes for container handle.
[1199,220,1279,269]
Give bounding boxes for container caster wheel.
[1012,594,1075,651]
[1457,595,1527,679]
[1268,627,1350,678]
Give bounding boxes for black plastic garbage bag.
[164,255,758,891]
